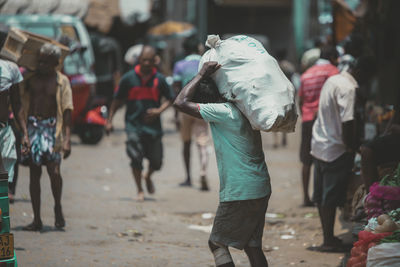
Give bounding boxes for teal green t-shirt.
[199,102,271,202]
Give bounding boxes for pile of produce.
[364,165,400,219]
[347,165,400,267]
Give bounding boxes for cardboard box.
[17,30,70,71]
[0,27,28,63]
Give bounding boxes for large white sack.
[367,243,400,267]
[199,35,297,132]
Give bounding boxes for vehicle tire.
[78,124,104,145]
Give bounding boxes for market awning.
[147,20,195,39]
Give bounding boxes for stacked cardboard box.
[0,28,70,70]
[0,27,27,63]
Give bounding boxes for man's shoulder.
[0,59,17,69]
[326,72,355,87]
[121,69,139,83]
[154,71,167,82]
[325,73,343,85]
[57,71,69,82]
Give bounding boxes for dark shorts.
[312,153,353,207]
[362,133,400,166]
[126,132,163,171]
[300,120,315,165]
[209,195,270,250]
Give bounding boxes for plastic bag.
[367,243,400,267]
[347,231,391,267]
[199,35,298,132]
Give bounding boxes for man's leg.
[208,240,235,267]
[302,164,313,206]
[244,246,268,267]
[281,133,287,147]
[300,121,314,206]
[318,205,338,245]
[198,143,209,191]
[179,114,193,186]
[132,168,144,201]
[143,135,163,195]
[272,132,278,149]
[46,161,65,229]
[180,140,192,186]
[144,167,155,194]
[360,146,378,191]
[23,164,43,231]
[126,132,145,201]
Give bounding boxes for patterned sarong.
[23,116,61,166]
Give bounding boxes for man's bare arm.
[62,109,72,159]
[9,83,30,153]
[105,98,125,134]
[173,61,221,119]
[342,120,356,153]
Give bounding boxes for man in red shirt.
[298,46,339,206]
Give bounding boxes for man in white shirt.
[309,56,375,252]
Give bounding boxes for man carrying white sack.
[174,61,271,267]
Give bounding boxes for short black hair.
[193,77,224,103]
[183,35,200,55]
[320,45,338,60]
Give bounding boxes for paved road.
[10,109,351,266]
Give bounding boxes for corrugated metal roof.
[0,0,29,14]
[19,0,60,14]
[52,0,89,18]
[0,0,89,18]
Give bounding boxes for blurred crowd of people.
[1,16,399,265]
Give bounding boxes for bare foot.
[136,192,145,202]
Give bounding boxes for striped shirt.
[299,59,339,122]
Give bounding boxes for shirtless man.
[20,43,73,231]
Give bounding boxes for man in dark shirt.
[106,46,174,201]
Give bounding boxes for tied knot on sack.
[206,35,221,48]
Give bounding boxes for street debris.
[266,212,285,218]
[201,213,214,219]
[280,235,295,240]
[188,224,213,233]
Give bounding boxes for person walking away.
[298,45,339,207]
[174,61,271,267]
[309,56,375,252]
[173,36,210,190]
[106,46,174,202]
[20,43,73,231]
[0,25,29,202]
